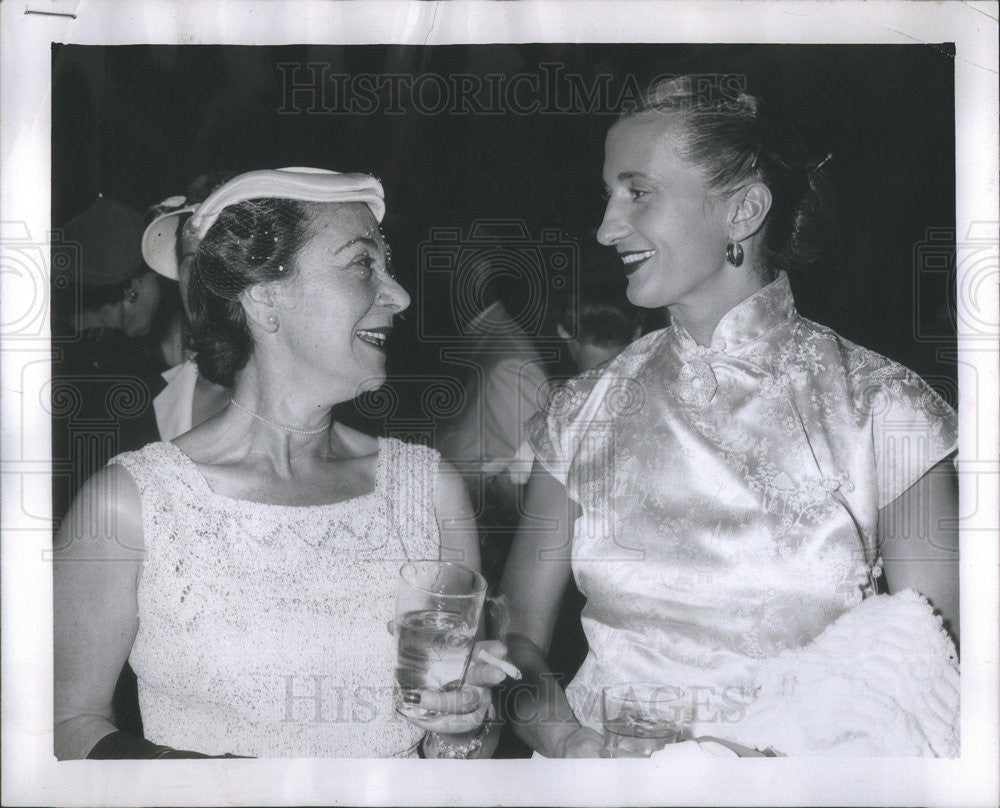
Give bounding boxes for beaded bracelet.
[427,720,491,759]
[425,704,496,759]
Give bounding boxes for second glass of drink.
[601,682,691,757]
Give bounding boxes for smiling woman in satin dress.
[500,77,959,758]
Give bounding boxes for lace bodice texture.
[111,438,440,758]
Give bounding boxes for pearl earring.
[266,315,278,331]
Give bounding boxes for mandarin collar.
[670,272,796,355]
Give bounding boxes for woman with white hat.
[54,168,510,759]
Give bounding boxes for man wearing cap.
[51,198,165,523]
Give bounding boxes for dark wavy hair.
[186,198,313,387]
[620,76,834,280]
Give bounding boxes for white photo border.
[2,1,997,806]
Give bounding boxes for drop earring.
[726,241,744,267]
[266,315,279,332]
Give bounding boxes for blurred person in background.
[141,173,236,441]
[440,243,649,592]
[551,245,647,377]
[51,198,165,736]
[436,253,551,588]
[453,247,648,759]
[51,198,164,522]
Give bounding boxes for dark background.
[49,41,960,758]
[52,42,958,419]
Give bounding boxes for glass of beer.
[601,683,690,757]
[394,561,487,719]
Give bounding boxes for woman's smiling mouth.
[619,249,656,275]
[355,327,391,350]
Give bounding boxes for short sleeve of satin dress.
[524,272,957,732]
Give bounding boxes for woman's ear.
[730,182,772,242]
[242,283,279,333]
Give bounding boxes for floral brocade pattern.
[111,438,439,758]
[526,273,957,734]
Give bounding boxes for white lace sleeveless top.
[111,438,440,758]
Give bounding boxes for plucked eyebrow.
[617,171,654,183]
[604,171,655,192]
[334,236,380,255]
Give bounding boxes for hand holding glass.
[601,683,691,758]
[394,561,487,719]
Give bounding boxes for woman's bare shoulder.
[55,463,146,562]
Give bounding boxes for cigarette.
[477,649,522,680]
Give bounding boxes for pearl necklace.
[229,398,329,435]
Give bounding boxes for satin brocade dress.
[526,273,957,731]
